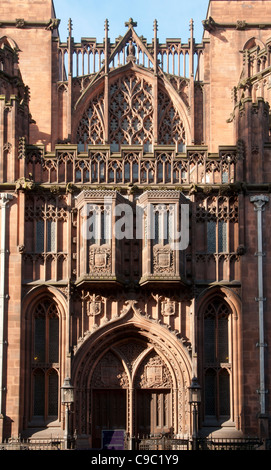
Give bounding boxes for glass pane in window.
[218,220,227,252]
[36,220,44,252]
[222,171,229,183]
[154,211,159,245]
[101,211,107,244]
[219,370,230,416]
[34,317,45,363]
[34,370,45,416]
[218,316,229,363]
[207,221,216,253]
[168,209,174,243]
[47,220,56,252]
[48,370,59,416]
[204,316,215,363]
[205,370,216,416]
[49,316,59,363]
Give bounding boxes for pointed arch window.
[203,300,231,422]
[32,300,60,420]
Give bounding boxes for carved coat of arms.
[87,300,102,316]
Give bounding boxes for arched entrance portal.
[72,311,192,449]
[90,341,174,448]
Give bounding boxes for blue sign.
[102,430,125,450]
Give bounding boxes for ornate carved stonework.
[161,300,176,316]
[89,246,111,272]
[87,299,102,316]
[153,247,174,273]
[135,353,173,389]
[91,351,129,389]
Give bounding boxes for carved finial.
[153,19,158,31]
[104,18,109,31]
[189,18,194,32]
[125,18,137,28]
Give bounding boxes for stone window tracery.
[196,196,238,254]
[158,90,186,150]
[75,72,187,153]
[109,74,153,151]
[76,92,105,151]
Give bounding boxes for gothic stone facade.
[0,0,271,448]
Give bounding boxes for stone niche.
[138,190,189,286]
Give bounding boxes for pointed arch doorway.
[90,345,174,448]
[72,320,192,449]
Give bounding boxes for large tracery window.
[203,300,231,422]
[76,72,186,153]
[32,300,60,421]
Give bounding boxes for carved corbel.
[202,16,216,32]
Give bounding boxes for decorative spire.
[104,18,109,33]
[68,18,73,37]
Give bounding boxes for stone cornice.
[0,18,60,31]
[203,16,271,32]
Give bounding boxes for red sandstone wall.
[204,0,271,152]
[0,0,58,150]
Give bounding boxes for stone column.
[0,193,13,442]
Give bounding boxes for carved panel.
[153,247,174,273]
[89,246,111,273]
[91,350,129,388]
[161,300,176,316]
[135,352,173,389]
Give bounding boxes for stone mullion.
[44,202,48,281]
[215,197,219,281]
[67,19,73,140]
[189,19,195,145]
[153,20,158,145]
[226,199,231,280]
[153,78,158,145]
[104,20,109,144]
[67,192,72,281]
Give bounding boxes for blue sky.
[53,0,209,44]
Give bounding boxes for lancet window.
[203,300,231,421]
[153,205,175,246]
[86,204,111,246]
[32,300,60,420]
